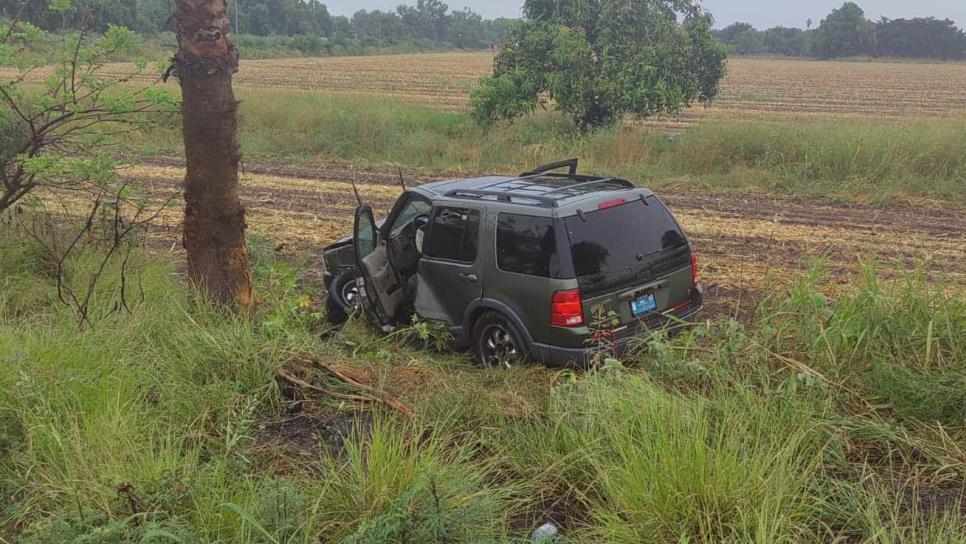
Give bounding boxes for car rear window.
[564,197,687,285]
[497,214,560,277]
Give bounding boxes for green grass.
[495,375,829,542]
[127,88,966,203]
[0,222,963,542]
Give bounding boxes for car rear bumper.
[530,303,703,367]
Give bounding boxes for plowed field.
[6,54,966,129]
[122,161,966,316]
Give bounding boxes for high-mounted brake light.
[597,198,627,210]
[551,289,584,327]
[691,252,700,285]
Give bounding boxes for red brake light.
[597,198,626,210]
[551,289,584,327]
[691,252,700,285]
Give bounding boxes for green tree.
[1,18,174,213]
[812,2,876,59]
[448,8,485,49]
[875,17,966,60]
[1,8,177,326]
[761,27,811,57]
[397,0,449,42]
[717,22,755,44]
[470,0,726,130]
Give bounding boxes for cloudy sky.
[324,1,965,29]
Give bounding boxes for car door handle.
[458,273,479,283]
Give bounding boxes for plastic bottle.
[532,522,559,541]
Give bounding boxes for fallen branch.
[277,358,413,418]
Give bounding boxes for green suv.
[322,160,703,367]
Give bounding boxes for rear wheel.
[326,271,360,324]
[472,312,527,369]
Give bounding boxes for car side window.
[389,198,432,238]
[497,213,560,277]
[423,207,480,263]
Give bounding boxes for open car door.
[354,205,405,324]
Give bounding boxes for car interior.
[360,197,432,321]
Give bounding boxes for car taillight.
[691,252,700,285]
[550,289,584,327]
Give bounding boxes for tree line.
[0,0,512,51]
[715,2,966,60]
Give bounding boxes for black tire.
[326,271,360,324]
[472,312,529,369]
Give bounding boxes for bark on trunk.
[174,0,252,308]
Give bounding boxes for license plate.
[631,293,657,317]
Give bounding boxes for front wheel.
[472,312,528,369]
[326,271,361,324]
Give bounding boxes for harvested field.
[6,54,966,128]
[119,161,966,317]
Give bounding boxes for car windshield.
[564,197,687,292]
[390,199,432,237]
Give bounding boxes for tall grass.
[1,223,963,542]
[316,415,523,542]
[759,263,966,425]
[0,226,527,542]
[130,89,966,202]
[493,374,827,542]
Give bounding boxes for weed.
[249,235,325,335]
[387,314,455,353]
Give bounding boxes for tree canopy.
[0,0,512,51]
[713,3,965,60]
[3,0,961,60]
[470,0,727,130]
[876,17,966,60]
[812,2,877,59]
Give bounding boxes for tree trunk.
[174,0,253,308]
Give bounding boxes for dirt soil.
[124,158,966,319]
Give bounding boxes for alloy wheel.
[341,279,361,310]
[480,324,519,369]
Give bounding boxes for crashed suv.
[322,160,703,367]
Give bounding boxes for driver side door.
[353,205,404,324]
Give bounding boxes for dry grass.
[42,163,962,307]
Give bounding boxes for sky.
[323,1,966,29]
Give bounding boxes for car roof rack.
[444,188,559,208]
[521,158,579,177]
[542,177,617,194]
